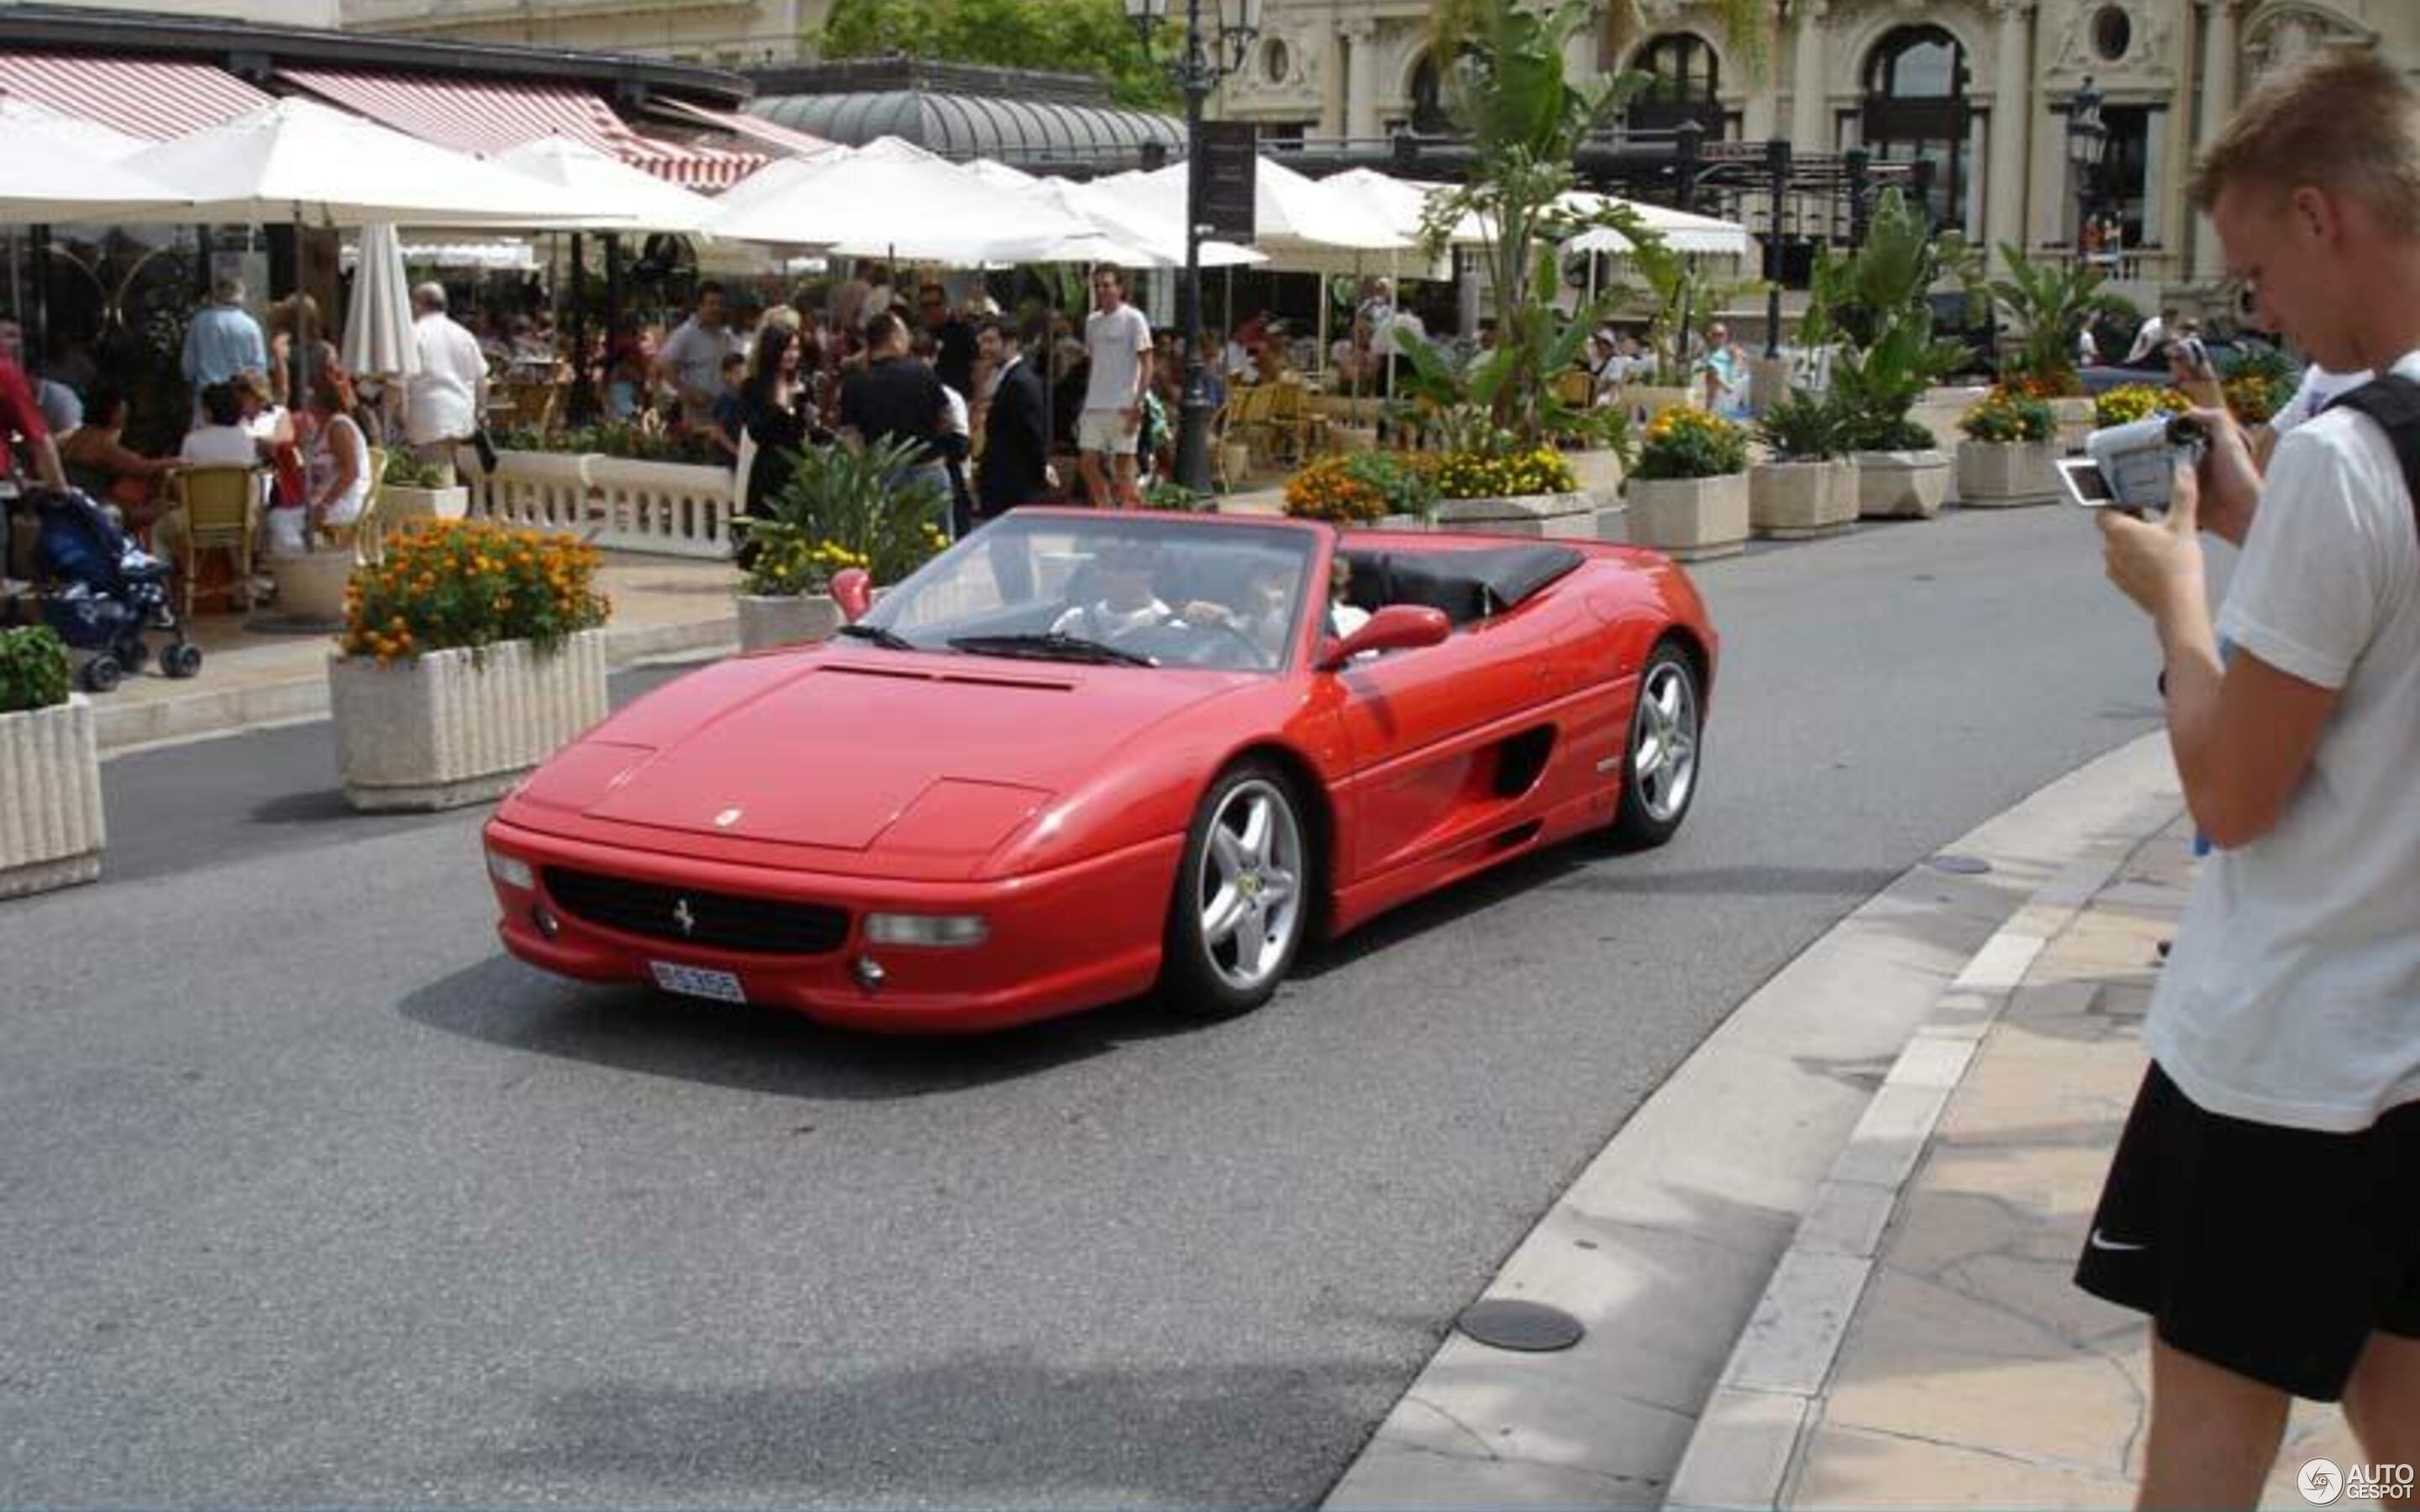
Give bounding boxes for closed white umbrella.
[708,137,1097,264]
[118,97,610,227]
[492,134,719,234]
[341,222,419,383]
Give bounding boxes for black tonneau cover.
[1339,543,1586,625]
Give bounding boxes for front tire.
[1159,762,1313,1020]
[1611,640,1702,848]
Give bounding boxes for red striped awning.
[652,97,841,161]
[277,68,764,190]
[0,53,271,140]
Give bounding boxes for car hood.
[518,652,1243,854]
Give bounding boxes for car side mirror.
[831,567,873,623]
[1316,604,1449,671]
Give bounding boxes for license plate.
[649,961,748,1004]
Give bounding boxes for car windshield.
[860,515,1318,674]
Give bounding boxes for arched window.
[1862,26,1973,232]
[1627,33,1723,136]
[1408,53,1447,135]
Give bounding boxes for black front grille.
[543,868,850,956]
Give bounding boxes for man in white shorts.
[1077,265,1152,509]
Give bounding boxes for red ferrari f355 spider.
[483,508,1717,1032]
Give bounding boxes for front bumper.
[483,817,1182,1033]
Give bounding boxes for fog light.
[865,913,989,947]
[853,955,886,990]
[487,848,535,890]
[532,904,560,940]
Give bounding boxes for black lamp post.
[1125,0,1261,496]
[2065,75,2107,265]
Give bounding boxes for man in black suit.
[976,316,1054,514]
[974,315,1055,600]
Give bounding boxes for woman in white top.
[265,378,368,555]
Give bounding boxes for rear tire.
[161,643,203,679]
[1159,762,1314,1020]
[81,655,121,695]
[1610,640,1701,848]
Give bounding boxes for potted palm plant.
[1954,389,2061,507]
[731,435,950,652]
[329,520,611,811]
[1989,245,2125,450]
[1830,190,1976,519]
[0,626,103,898]
[1624,405,1750,559]
[1751,388,1854,538]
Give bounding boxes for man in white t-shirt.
[1076,265,1152,509]
[2082,51,2420,1507]
[404,283,489,468]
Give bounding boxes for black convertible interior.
[1338,543,1587,627]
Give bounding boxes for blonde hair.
[2188,50,2420,237]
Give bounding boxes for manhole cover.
[1928,853,1992,875]
[1456,1299,1584,1352]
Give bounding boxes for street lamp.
[1126,0,1261,495]
[2065,75,2107,263]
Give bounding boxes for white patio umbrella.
[1096,156,1417,273]
[0,97,149,162]
[1023,177,1264,270]
[965,158,1039,189]
[117,97,610,227]
[1562,193,1751,256]
[341,222,419,383]
[0,116,190,223]
[707,137,1099,264]
[492,134,720,234]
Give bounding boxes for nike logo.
[2088,1229,2150,1253]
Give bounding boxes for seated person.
[1170,559,1299,663]
[262,375,369,555]
[59,384,178,526]
[1326,555,1371,640]
[1050,541,1171,641]
[180,381,264,468]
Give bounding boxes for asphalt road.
[2,506,2170,1509]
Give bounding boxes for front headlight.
[864,913,990,948]
[486,848,536,891]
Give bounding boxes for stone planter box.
[0,695,104,898]
[1623,472,1751,561]
[1565,446,1628,507]
[1749,458,1855,538]
[1854,449,1953,519]
[381,482,471,533]
[2048,396,2096,454]
[1357,512,1432,532]
[1433,491,1598,540]
[330,628,609,812]
[1955,438,2062,507]
[266,548,355,624]
[737,593,843,652]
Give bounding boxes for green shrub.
[0,625,71,715]
[1141,478,1217,512]
[381,451,453,489]
[1757,390,1848,461]
[736,435,949,591]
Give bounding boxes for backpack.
[2322,372,2420,522]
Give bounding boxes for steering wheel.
[1162,612,1276,671]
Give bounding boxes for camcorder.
[2056,414,2212,518]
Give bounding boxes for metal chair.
[323,445,390,564]
[173,465,260,617]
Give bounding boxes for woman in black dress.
[739,323,823,521]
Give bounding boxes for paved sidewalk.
[1673,811,2365,1509]
[91,553,740,753]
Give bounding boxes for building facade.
[1214,0,2420,287]
[339,0,829,71]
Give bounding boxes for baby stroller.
[30,486,203,692]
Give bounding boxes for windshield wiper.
[834,623,916,650]
[948,632,1155,668]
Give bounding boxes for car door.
[1325,591,1568,886]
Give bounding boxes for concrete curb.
[93,613,737,757]
[1321,732,2181,1512]
[1661,786,2183,1511]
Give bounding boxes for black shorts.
[2075,1062,2420,1400]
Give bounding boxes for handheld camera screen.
[2057,457,2118,507]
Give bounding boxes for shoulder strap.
[2323,373,2420,523]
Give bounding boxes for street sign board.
[1198,121,1257,242]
